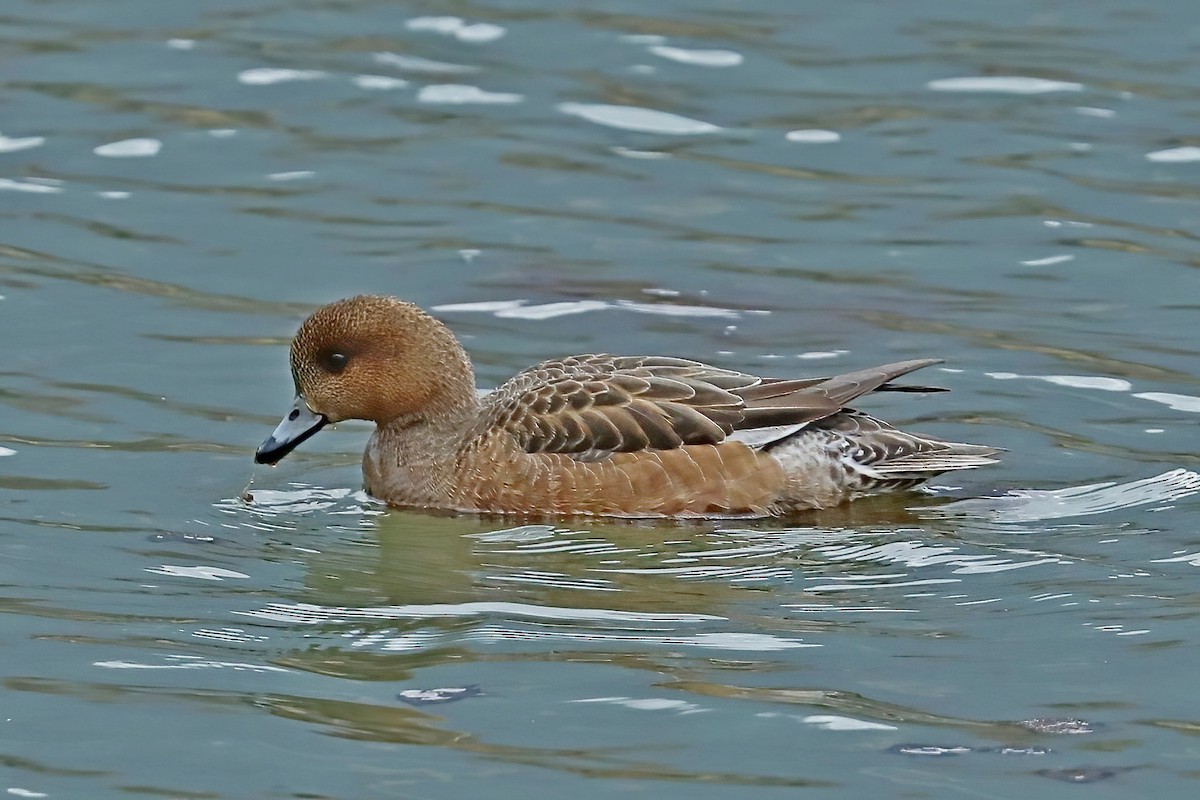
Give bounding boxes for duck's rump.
[753,409,1000,509]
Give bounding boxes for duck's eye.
[322,351,349,374]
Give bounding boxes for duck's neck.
[362,392,480,507]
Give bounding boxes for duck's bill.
[255,395,328,464]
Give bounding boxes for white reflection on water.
[495,300,608,319]
[372,51,479,74]
[614,300,742,319]
[809,538,1064,573]
[785,603,917,614]
[926,76,1084,93]
[217,484,382,518]
[234,600,818,653]
[330,625,813,653]
[573,697,708,713]
[648,45,743,67]
[95,656,289,673]
[405,16,506,43]
[611,146,672,160]
[805,577,961,593]
[460,627,815,651]
[1134,392,1200,413]
[237,68,326,85]
[0,178,63,194]
[93,138,162,158]
[417,84,524,105]
[432,297,746,320]
[932,469,1200,524]
[236,600,724,624]
[801,715,897,731]
[144,565,250,580]
[192,628,269,643]
[267,171,314,181]
[984,369,1200,417]
[986,371,1132,391]
[351,75,409,90]
[0,133,44,153]
[557,103,721,135]
[1146,146,1200,163]
[785,129,841,143]
[1019,254,1075,266]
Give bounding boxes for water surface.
[3,1,1200,797]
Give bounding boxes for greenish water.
[3,1,1200,797]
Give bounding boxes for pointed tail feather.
[739,359,943,408]
[868,444,1002,477]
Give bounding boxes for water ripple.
[933,470,1200,523]
[235,600,724,625]
[219,484,383,518]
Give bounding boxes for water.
[2,0,1199,796]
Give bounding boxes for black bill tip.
[255,395,328,464]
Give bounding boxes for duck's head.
[255,295,474,465]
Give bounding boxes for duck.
[255,295,998,518]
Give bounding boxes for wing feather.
[473,354,951,459]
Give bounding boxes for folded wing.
[475,355,947,459]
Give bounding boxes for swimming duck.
[255,295,998,517]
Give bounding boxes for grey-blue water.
[3,1,1199,797]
